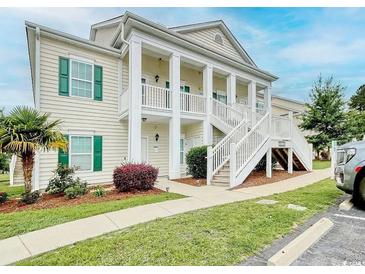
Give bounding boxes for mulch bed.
[172,177,207,187]
[0,186,163,214]
[233,169,308,189]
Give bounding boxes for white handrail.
[291,122,312,170]
[180,92,206,114]
[211,98,244,128]
[141,84,171,109]
[235,113,270,175]
[210,117,248,177]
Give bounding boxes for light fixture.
[155,75,160,83]
[155,133,160,142]
[142,117,147,122]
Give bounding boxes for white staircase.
[208,105,313,188]
[210,98,247,134]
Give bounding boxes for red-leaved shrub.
[113,163,159,192]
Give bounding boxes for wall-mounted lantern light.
[155,75,160,83]
[155,133,160,142]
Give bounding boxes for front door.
[141,137,148,163]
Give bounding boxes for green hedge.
[186,146,207,179]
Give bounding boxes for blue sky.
[1,7,365,110]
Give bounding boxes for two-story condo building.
[12,12,312,190]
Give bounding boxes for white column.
[128,37,142,162]
[266,148,272,178]
[169,52,181,179]
[226,73,236,105]
[229,143,237,188]
[207,146,213,185]
[288,147,293,174]
[203,64,213,145]
[248,80,256,125]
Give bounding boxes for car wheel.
[353,176,365,206]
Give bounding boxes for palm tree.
[0,106,67,194]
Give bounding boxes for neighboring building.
[12,12,312,189]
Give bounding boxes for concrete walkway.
[0,168,331,265]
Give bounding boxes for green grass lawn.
[0,192,184,240]
[0,174,24,198]
[17,178,342,266]
[313,160,331,170]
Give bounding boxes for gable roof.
[170,20,257,67]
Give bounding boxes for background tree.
[346,84,365,141]
[0,153,10,173]
[300,75,347,159]
[0,106,67,194]
[348,84,365,112]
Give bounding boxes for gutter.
[25,21,122,57]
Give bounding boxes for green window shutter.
[59,57,69,96]
[94,65,103,101]
[58,135,69,167]
[184,86,190,93]
[165,81,170,89]
[93,136,103,171]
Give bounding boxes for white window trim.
[69,58,94,100]
[69,135,94,173]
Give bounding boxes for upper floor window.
[71,60,93,98]
[214,33,223,45]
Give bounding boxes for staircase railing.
[211,98,244,128]
[235,112,270,177]
[291,122,313,170]
[271,115,291,139]
[207,116,248,183]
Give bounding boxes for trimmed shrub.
[186,146,208,179]
[64,179,87,199]
[0,192,8,204]
[255,155,277,171]
[46,165,78,194]
[93,186,106,197]
[113,163,159,192]
[20,191,40,204]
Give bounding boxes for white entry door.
[141,137,148,163]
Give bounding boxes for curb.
[267,217,334,266]
[339,199,353,211]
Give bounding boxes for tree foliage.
[349,84,365,112]
[300,76,347,155]
[0,106,67,194]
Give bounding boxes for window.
[70,136,93,171]
[71,60,93,98]
[180,139,185,164]
[214,34,223,45]
[256,100,265,110]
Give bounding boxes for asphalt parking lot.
[242,194,365,266]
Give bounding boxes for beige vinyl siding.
[180,65,203,95]
[213,126,225,144]
[181,27,248,64]
[38,36,126,189]
[93,26,118,47]
[141,123,169,176]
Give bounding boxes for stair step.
[213,175,229,179]
[211,178,230,183]
[217,170,230,175]
[211,180,230,186]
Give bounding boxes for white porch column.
[288,147,293,174]
[226,73,236,105]
[248,80,256,125]
[266,148,272,178]
[168,52,181,179]
[203,64,213,145]
[128,37,142,162]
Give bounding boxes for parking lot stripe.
[333,214,365,222]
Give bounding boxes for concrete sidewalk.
[0,168,331,265]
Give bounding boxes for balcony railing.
[142,84,172,110]
[180,92,206,114]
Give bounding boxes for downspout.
[32,26,41,191]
